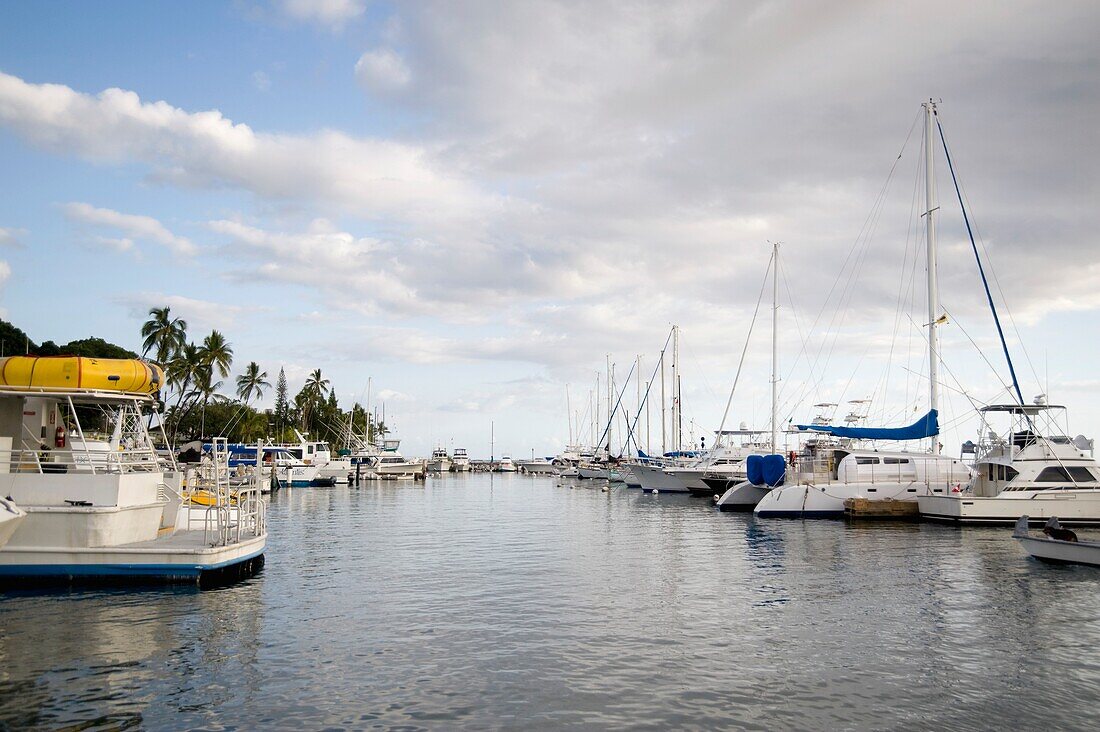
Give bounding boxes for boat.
[516,457,557,475]
[367,451,425,479]
[426,448,452,473]
[451,448,470,472]
[497,456,517,473]
[0,496,26,548]
[1013,516,1100,566]
[919,404,1100,525]
[0,355,164,393]
[0,384,265,584]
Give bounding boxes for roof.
[980,404,1065,414]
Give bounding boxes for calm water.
[3,474,1100,730]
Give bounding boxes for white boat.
[0,496,26,548]
[633,459,693,492]
[1013,516,1100,566]
[713,480,771,512]
[426,448,452,473]
[666,449,752,496]
[516,458,557,475]
[919,404,1100,525]
[496,456,517,473]
[0,386,265,584]
[369,452,425,479]
[451,448,471,472]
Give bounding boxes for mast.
[565,384,573,446]
[923,99,941,454]
[771,241,780,454]
[672,325,680,452]
[635,355,641,456]
[660,349,667,453]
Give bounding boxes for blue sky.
[1,1,1099,458]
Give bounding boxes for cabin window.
[883,458,910,464]
[855,457,880,465]
[1036,467,1073,482]
[1068,467,1097,482]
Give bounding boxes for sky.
[0,1,1098,459]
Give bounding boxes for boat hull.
[632,464,689,493]
[711,480,769,512]
[920,493,1100,526]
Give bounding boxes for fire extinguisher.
[55,426,66,449]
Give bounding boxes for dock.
[843,497,920,520]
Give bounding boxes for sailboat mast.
[566,383,573,446]
[771,241,780,454]
[660,349,667,454]
[672,325,680,452]
[923,99,941,454]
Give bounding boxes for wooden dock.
[844,497,920,520]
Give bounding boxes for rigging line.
[935,114,1025,406]
[934,110,1044,392]
[623,328,675,454]
[709,251,773,466]
[798,109,923,400]
[941,306,1016,397]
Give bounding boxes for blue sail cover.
[795,409,939,440]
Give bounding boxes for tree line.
[140,306,384,446]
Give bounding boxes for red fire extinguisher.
[55,426,66,449]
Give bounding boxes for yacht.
[516,457,557,475]
[0,357,265,584]
[368,451,426,479]
[497,456,517,473]
[919,403,1100,524]
[754,446,969,518]
[451,448,471,472]
[426,448,452,473]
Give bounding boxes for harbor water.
[3,474,1100,730]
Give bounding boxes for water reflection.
[2,476,1100,729]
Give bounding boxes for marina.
[2,474,1100,729]
[2,2,1100,728]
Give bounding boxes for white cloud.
[251,70,271,92]
[0,72,496,225]
[355,48,411,93]
[377,388,413,402]
[278,0,365,29]
[0,260,10,285]
[116,292,251,332]
[62,202,196,256]
[0,227,25,248]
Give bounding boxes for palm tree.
[300,369,330,431]
[235,362,270,405]
[304,368,330,398]
[140,306,187,364]
[200,330,233,378]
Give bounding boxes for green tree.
[274,368,289,431]
[0,319,36,356]
[200,330,233,378]
[140,306,187,364]
[235,362,270,404]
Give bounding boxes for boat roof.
[0,386,153,403]
[981,404,1065,414]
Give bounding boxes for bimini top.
[980,404,1065,414]
[795,408,939,441]
[0,356,164,394]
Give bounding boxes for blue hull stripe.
[0,548,264,579]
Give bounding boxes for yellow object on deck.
[0,356,165,394]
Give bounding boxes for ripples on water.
[3,475,1100,730]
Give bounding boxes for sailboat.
[754,101,972,519]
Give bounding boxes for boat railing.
[0,446,162,475]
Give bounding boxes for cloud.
[355,48,411,93]
[0,72,497,225]
[0,260,10,285]
[377,388,413,402]
[278,0,365,29]
[61,202,197,256]
[116,292,251,332]
[0,227,25,248]
[251,70,271,91]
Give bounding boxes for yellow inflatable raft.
[0,356,165,394]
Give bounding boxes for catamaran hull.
[920,494,1100,526]
[711,480,769,512]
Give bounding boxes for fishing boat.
[426,448,452,473]
[1013,516,1100,566]
[919,404,1100,525]
[451,447,471,472]
[0,373,265,584]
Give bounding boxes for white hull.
[451,461,471,472]
[1014,516,1100,565]
[920,492,1100,525]
[426,458,452,473]
[715,481,770,512]
[577,466,608,479]
[0,497,27,549]
[632,463,689,493]
[517,461,557,475]
[756,480,946,518]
